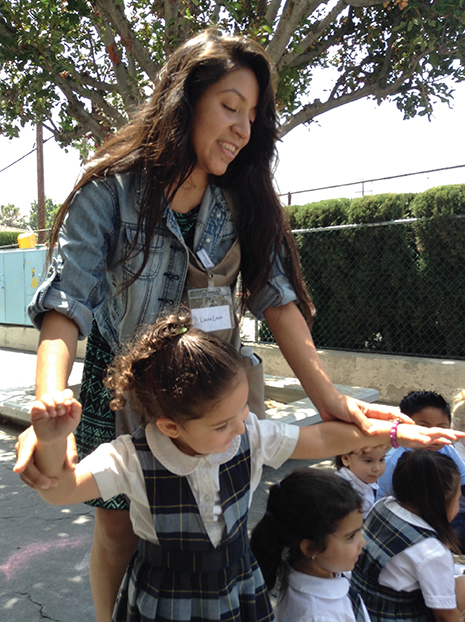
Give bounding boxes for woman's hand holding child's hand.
[30,389,82,445]
[321,395,415,435]
[15,390,93,503]
[397,423,465,449]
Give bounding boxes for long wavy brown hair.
[49,29,315,324]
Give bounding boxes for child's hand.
[397,424,464,449]
[30,389,82,445]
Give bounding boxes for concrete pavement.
[0,417,95,622]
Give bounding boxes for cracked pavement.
[0,418,96,622]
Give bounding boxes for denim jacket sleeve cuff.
[247,274,298,320]
[28,282,93,340]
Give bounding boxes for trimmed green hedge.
[409,185,465,358]
[0,232,20,247]
[261,185,465,360]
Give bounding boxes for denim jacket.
[28,170,296,349]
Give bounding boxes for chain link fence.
[242,214,465,360]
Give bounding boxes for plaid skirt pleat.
[113,538,272,622]
[75,321,129,510]
[112,427,274,622]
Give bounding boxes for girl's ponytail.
[393,449,461,553]
[249,484,286,591]
[250,468,362,594]
[104,309,245,423]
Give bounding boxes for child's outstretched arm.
[24,392,100,505]
[290,418,464,460]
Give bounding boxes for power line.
[0,136,53,175]
[279,163,465,199]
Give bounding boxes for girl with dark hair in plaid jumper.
[352,450,465,622]
[27,312,463,622]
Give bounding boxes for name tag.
[188,286,234,332]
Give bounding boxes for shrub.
[264,187,465,358]
[287,198,350,229]
[0,232,20,247]
[410,185,465,357]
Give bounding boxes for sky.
[0,80,464,217]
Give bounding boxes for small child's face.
[308,509,365,578]
[168,375,250,456]
[411,407,451,451]
[341,447,387,485]
[411,407,450,429]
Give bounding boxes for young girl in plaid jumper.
[250,468,371,622]
[351,450,465,622]
[27,311,463,622]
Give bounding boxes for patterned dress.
[112,426,274,622]
[75,321,124,508]
[348,585,370,622]
[351,499,437,622]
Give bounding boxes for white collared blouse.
[76,412,299,547]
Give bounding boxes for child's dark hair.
[333,448,379,470]
[104,309,245,423]
[333,451,359,470]
[250,468,363,593]
[333,454,346,470]
[399,390,451,422]
[393,450,461,553]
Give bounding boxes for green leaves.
[0,0,464,146]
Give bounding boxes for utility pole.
[36,123,46,244]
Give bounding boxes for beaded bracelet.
[390,418,402,448]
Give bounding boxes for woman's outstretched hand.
[14,389,79,489]
[319,394,414,435]
[397,423,465,449]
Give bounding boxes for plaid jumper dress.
[348,585,369,622]
[112,426,274,622]
[351,499,437,622]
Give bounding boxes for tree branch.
[211,1,222,21]
[287,7,356,69]
[162,0,188,54]
[56,74,127,128]
[278,0,347,70]
[67,69,119,93]
[94,0,161,82]
[266,0,321,64]
[378,28,398,86]
[280,55,425,136]
[346,0,386,5]
[265,0,283,26]
[173,1,193,44]
[55,74,109,144]
[91,8,137,111]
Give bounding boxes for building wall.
[255,343,464,407]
